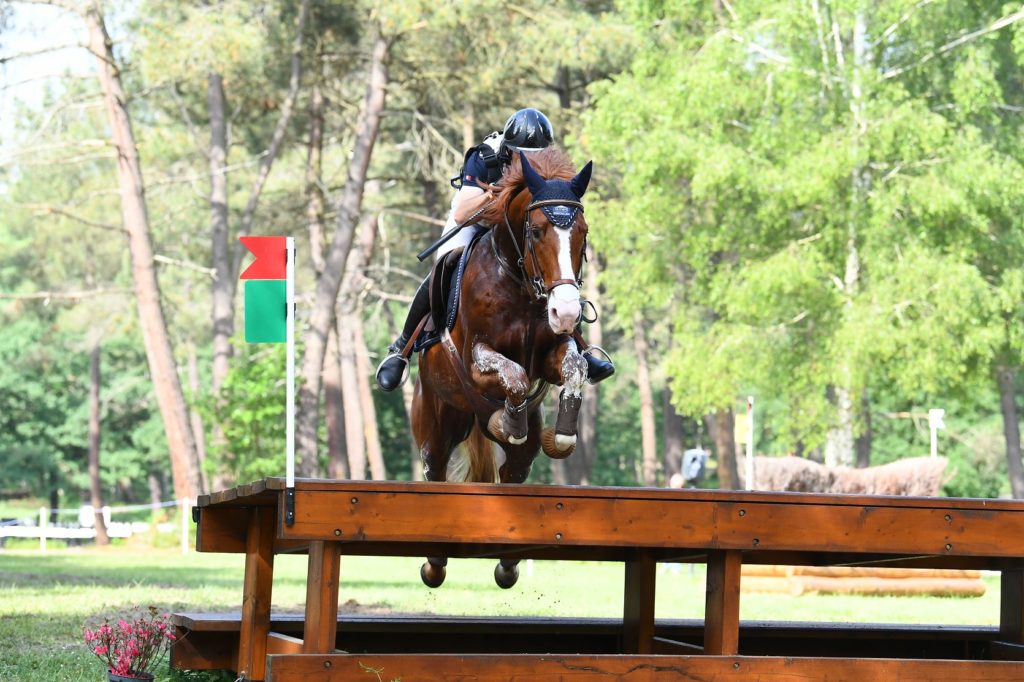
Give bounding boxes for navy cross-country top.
[461,146,504,189]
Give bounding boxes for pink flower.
[83,606,176,676]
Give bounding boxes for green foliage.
[202,341,290,483]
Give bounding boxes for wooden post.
[237,507,276,681]
[623,550,657,654]
[705,549,741,655]
[303,540,341,653]
[1001,570,1024,643]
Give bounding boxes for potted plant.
[83,606,177,681]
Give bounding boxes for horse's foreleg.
[541,338,588,459]
[471,342,530,445]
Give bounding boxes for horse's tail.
[464,421,498,483]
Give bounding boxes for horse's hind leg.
[411,373,472,588]
[491,410,543,589]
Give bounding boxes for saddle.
[413,227,485,353]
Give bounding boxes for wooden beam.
[237,506,276,681]
[303,540,341,653]
[1002,570,1024,643]
[705,549,742,655]
[267,632,305,656]
[264,653,1024,681]
[282,487,1024,559]
[622,550,656,654]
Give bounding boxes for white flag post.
[285,237,296,525]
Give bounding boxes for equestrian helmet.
[502,108,554,152]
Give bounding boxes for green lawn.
[0,543,1002,682]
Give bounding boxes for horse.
[411,147,594,589]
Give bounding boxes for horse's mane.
[479,147,577,225]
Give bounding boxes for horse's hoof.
[488,410,508,442]
[494,561,520,589]
[541,426,576,459]
[488,410,526,444]
[421,561,446,588]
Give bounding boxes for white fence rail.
[0,498,192,555]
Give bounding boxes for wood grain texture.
[238,506,276,681]
[303,541,341,653]
[264,653,1024,681]
[704,549,741,655]
[622,551,656,654]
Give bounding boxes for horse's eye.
[531,227,543,240]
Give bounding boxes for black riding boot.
[584,349,615,384]
[376,277,431,392]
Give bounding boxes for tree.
[585,1,1024,492]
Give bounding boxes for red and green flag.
[240,236,288,343]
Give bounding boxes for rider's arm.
[451,185,493,225]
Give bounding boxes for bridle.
[495,197,586,303]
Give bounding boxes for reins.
[496,197,586,303]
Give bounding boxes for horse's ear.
[520,152,546,196]
[571,161,593,198]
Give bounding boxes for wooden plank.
[237,506,276,681]
[1001,570,1024,643]
[254,477,1024,512]
[170,625,236,670]
[196,505,307,554]
[303,541,341,653]
[622,550,656,654]
[282,488,1024,558]
[267,632,305,656]
[264,654,1024,681]
[705,549,741,655]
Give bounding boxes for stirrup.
[581,344,612,362]
[375,350,410,388]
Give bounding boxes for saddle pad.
[413,227,485,353]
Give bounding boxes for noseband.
[498,198,585,302]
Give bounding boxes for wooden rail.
[172,478,1024,681]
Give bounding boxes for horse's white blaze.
[555,434,577,450]
[547,228,581,334]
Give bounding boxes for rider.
[375,108,615,392]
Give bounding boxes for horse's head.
[483,149,593,336]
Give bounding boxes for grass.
[0,542,1003,682]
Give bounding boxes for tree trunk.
[186,342,208,495]
[663,384,685,480]
[306,66,327,276]
[324,328,349,479]
[338,310,366,480]
[85,6,200,501]
[355,315,385,479]
[208,72,232,394]
[296,33,389,476]
[88,344,109,545]
[147,472,161,508]
[633,315,657,487]
[705,410,740,490]
[998,365,1024,498]
[855,388,872,468]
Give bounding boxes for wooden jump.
[171,478,1024,680]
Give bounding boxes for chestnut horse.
[411,148,593,588]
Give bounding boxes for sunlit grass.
[0,545,1001,681]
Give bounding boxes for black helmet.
[502,108,554,152]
